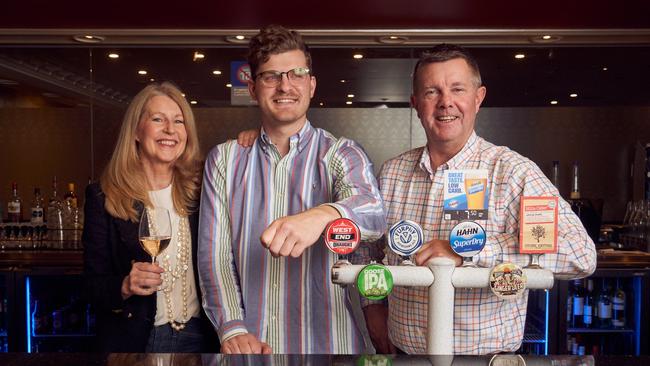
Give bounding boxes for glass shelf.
[32,333,94,338]
[567,327,635,334]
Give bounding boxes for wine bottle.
[583,279,595,328]
[571,279,585,328]
[612,278,626,328]
[597,278,612,328]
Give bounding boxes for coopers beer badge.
[387,220,423,260]
[324,218,360,255]
[449,221,486,258]
[357,264,394,300]
[489,263,527,300]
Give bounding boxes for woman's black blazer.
[82,183,218,352]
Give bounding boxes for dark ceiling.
[0,0,649,109]
[3,0,650,29]
[1,45,649,109]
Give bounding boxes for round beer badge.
[357,355,393,366]
[388,220,423,257]
[489,262,527,300]
[449,221,486,257]
[357,264,394,300]
[324,218,360,255]
[489,354,526,366]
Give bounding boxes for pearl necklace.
[146,207,190,331]
[160,215,190,331]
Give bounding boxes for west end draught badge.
[324,218,361,264]
[387,220,423,265]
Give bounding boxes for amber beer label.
[443,169,489,220]
[324,218,360,255]
[519,196,558,254]
[489,263,527,300]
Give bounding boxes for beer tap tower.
[331,258,554,354]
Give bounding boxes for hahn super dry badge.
[324,218,360,255]
[449,221,486,257]
[357,264,394,300]
[489,263,527,300]
[387,220,423,257]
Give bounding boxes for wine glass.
[138,207,172,264]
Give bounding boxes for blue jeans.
[146,318,204,353]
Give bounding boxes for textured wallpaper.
[1,106,649,221]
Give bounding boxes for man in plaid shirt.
[363,44,597,354]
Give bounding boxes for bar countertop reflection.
[1,354,649,366]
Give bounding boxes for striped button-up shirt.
[198,121,386,354]
[376,132,596,354]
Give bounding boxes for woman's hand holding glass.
[120,207,172,299]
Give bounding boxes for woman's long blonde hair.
[101,82,202,222]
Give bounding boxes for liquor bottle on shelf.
[567,161,601,242]
[85,303,96,334]
[7,182,22,223]
[566,282,573,325]
[597,278,612,328]
[551,160,560,190]
[0,297,5,333]
[30,188,44,225]
[32,300,44,335]
[47,177,64,243]
[570,279,585,328]
[583,279,595,328]
[612,278,626,328]
[67,295,83,333]
[63,183,77,209]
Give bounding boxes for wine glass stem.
[151,256,155,264]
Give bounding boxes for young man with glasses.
[198,25,386,354]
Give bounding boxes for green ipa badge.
[357,264,394,300]
[357,355,393,366]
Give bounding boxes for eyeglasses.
[255,67,311,87]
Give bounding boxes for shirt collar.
[445,131,479,169]
[417,131,479,174]
[259,120,314,154]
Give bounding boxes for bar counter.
[0,353,649,366]
[2,247,650,269]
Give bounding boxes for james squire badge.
[489,262,527,300]
[519,196,558,254]
[443,169,489,220]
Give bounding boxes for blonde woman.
[83,82,217,352]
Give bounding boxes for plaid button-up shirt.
[376,132,596,354]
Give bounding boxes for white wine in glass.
[139,207,172,264]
